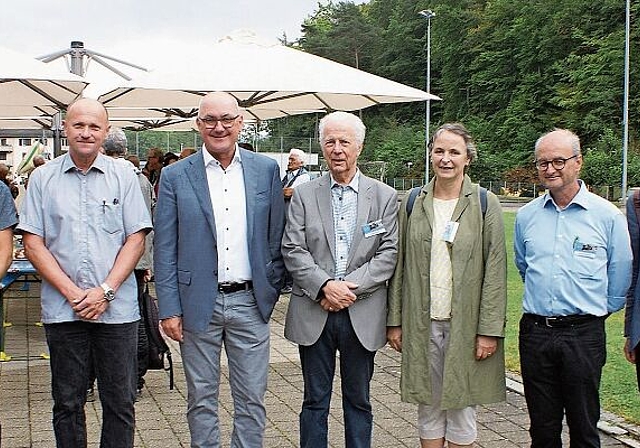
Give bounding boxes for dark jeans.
[88,271,147,391]
[519,314,606,448]
[45,321,138,448]
[299,310,376,448]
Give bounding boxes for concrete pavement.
[1,283,639,447]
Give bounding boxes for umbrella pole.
[52,113,62,158]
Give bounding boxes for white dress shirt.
[202,145,252,283]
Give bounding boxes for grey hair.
[534,128,581,157]
[318,111,366,146]
[103,127,127,156]
[429,123,477,163]
[289,148,306,164]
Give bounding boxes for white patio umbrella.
[96,30,440,119]
[0,46,87,111]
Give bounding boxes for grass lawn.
[503,211,640,424]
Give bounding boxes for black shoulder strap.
[285,167,308,188]
[406,186,488,218]
[406,187,421,216]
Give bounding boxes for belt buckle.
[544,317,557,327]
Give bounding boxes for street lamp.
[622,0,630,200]
[418,9,435,184]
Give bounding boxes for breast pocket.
[101,203,123,234]
[571,250,606,279]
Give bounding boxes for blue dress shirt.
[514,181,632,316]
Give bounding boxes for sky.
[1,0,340,83]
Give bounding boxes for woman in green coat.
[387,123,507,448]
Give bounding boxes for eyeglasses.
[197,115,240,129]
[534,154,579,171]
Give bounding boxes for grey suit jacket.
[153,148,285,331]
[282,173,398,351]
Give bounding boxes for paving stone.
[0,287,635,447]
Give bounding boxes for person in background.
[163,152,179,167]
[17,99,152,447]
[32,155,46,169]
[154,92,285,448]
[142,147,163,195]
[25,156,46,190]
[179,147,197,159]
[280,147,311,294]
[282,111,398,448]
[104,127,156,400]
[387,123,507,448]
[0,182,17,278]
[514,128,632,447]
[282,148,311,201]
[0,164,18,199]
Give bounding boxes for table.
[0,259,40,361]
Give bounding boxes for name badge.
[442,221,459,243]
[362,219,385,238]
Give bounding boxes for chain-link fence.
[387,178,627,202]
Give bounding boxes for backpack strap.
[284,167,308,188]
[407,186,488,218]
[406,187,421,217]
[479,186,488,218]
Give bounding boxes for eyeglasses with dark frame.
[534,154,579,171]
[197,115,240,129]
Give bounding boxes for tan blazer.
[282,173,398,351]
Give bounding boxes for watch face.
[105,290,116,301]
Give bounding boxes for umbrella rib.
[15,80,70,109]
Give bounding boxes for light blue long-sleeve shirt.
[514,181,632,316]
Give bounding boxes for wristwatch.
[100,283,116,302]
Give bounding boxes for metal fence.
[388,178,627,202]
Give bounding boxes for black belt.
[218,281,253,294]
[523,313,602,328]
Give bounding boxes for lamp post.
[418,9,435,184]
[622,0,630,200]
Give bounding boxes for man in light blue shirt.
[514,128,632,448]
[18,99,152,448]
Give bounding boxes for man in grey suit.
[282,111,398,448]
[153,92,285,448]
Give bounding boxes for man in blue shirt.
[18,98,152,448]
[514,129,632,448]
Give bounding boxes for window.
[18,138,31,146]
[0,153,6,161]
[0,139,7,146]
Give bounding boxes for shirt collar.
[62,152,108,173]
[202,143,242,168]
[542,179,590,210]
[330,169,360,193]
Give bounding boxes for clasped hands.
[319,279,358,312]
[70,286,109,321]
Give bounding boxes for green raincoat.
[388,176,507,409]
